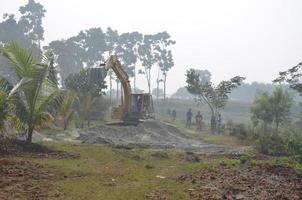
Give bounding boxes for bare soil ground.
[0,140,79,159]
[176,164,302,200]
[0,159,57,200]
[0,141,79,200]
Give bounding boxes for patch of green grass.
[4,140,302,199]
[29,142,201,199]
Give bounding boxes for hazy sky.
[2,0,302,94]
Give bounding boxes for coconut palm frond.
[0,42,39,80]
[34,111,54,128]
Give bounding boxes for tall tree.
[105,28,119,104]
[153,32,175,100]
[186,69,245,133]
[270,88,292,131]
[117,32,143,91]
[138,34,157,93]
[251,88,292,131]
[250,92,274,131]
[44,39,85,84]
[18,0,46,47]
[0,0,46,84]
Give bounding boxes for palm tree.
[0,78,25,148]
[0,42,61,142]
[57,90,76,130]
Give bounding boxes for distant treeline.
[0,0,175,100]
[170,83,300,102]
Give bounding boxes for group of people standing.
[185,108,203,130]
[167,108,222,133]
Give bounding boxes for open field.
[1,123,301,200]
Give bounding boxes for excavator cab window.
[131,94,142,113]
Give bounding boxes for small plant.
[240,155,252,164]
[287,132,302,163]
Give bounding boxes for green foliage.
[0,0,45,83]
[65,68,107,127]
[251,92,273,128]
[251,88,293,130]
[0,42,61,142]
[256,128,302,162]
[57,90,76,130]
[257,132,288,156]
[0,91,10,131]
[287,130,302,162]
[0,78,25,148]
[186,69,245,112]
[239,154,252,164]
[186,68,245,132]
[18,0,46,44]
[227,123,250,140]
[274,62,302,94]
[65,68,107,98]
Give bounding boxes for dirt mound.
[0,140,79,159]
[76,121,240,153]
[177,164,302,200]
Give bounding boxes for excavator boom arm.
[105,55,132,115]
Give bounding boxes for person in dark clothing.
[186,108,193,128]
[217,114,222,134]
[167,108,171,116]
[211,115,216,134]
[195,111,203,131]
[172,110,177,121]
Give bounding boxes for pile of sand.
[76,121,239,153]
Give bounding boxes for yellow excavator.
[100,55,154,122]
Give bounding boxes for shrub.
[225,121,254,140]
[287,130,302,162]
[256,128,302,162]
[256,132,288,156]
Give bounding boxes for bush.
[287,130,302,162]
[256,132,288,156]
[256,128,302,162]
[224,121,254,140]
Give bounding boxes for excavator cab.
[129,93,154,120]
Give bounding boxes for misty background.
[1,0,302,96]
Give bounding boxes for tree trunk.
[26,126,34,143]
[163,73,167,100]
[63,115,72,130]
[210,110,216,134]
[134,65,136,92]
[64,121,68,131]
[116,81,119,104]
[148,68,151,94]
[275,122,279,134]
[156,67,160,102]
[109,74,112,106]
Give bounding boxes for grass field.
[1,140,301,200]
[1,121,302,199]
